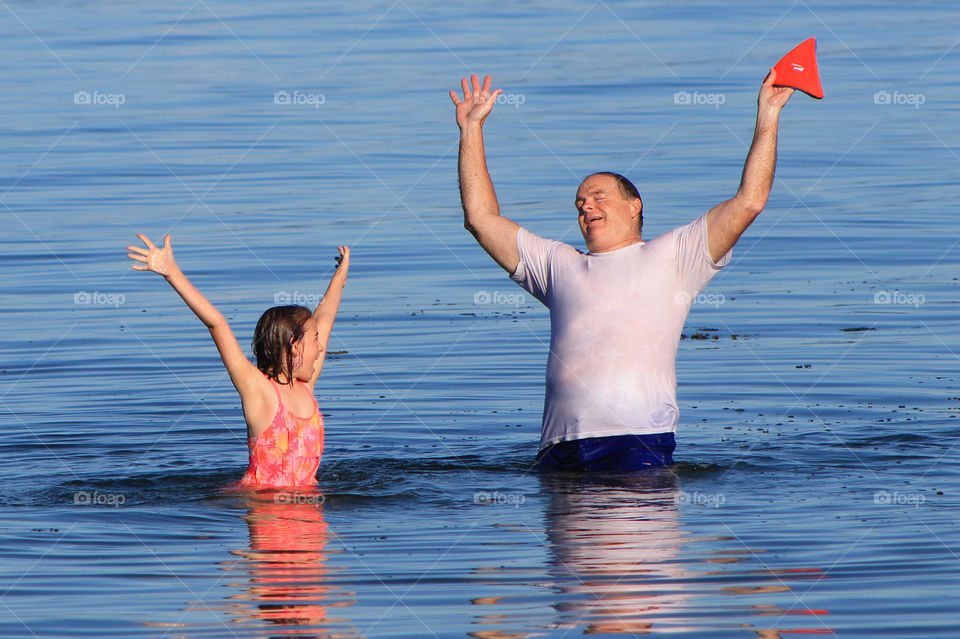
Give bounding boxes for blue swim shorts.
[536,432,676,472]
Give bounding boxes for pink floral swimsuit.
[239,379,324,487]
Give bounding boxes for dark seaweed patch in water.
[315,449,540,508]
[843,431,941,448]
[320,448,536,478]
[669,461,728,476]
[29,449,539,509]
[45,469,242,507]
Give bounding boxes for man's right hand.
[450,74,502,130]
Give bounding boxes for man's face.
[575,174,642,253]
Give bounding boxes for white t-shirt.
[510,213,730,450]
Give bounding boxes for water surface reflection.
[540,471,690,634]
[224,488,360,637]
[469,471,831,636]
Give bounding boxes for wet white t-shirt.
[510,214,730,450]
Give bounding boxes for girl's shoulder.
[242,374,283,437]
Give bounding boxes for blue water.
[2,1,959,636]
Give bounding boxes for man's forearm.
[458,123,500,233]
[704,72,792,261]
[736,107,783,214]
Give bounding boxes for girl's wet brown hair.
[252,305,313,385]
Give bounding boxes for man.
[451,72,793,472]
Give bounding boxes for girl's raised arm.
[308,245,350,388]
[126,234,267,403]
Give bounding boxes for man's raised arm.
[451,74,520,274]
[705,68,795,263]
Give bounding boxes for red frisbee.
[772,38,823,99]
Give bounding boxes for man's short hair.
[589,172,643,232]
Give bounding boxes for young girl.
[126,234,349,487]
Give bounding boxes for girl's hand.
[126,234,178,277]
[335,245,350,279]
